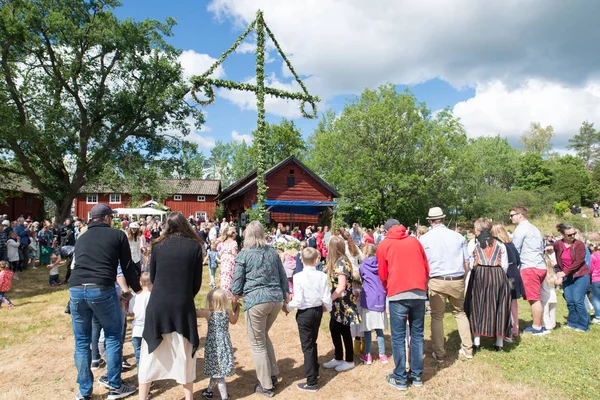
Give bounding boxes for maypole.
[190,10,320,225]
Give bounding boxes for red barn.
[217,156,339,229]
[74,180,220,221]
[0,178,44,221]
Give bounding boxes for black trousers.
[329,314,353,362]
[297,307,323,386]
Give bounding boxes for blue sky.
[114,1,600,152]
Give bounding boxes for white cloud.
[453,80,600,149]
[178,50,225,81]
[217,73,306,118]
[235,42,256,54]
[231,130,253,144]
[160,115,216,150]
[208,1,600,98]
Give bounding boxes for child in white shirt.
[286,247,332,392]
[48,253,62,286]
[128,271,152,370]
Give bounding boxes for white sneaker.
[322,359,344,369]
[458,348,473,360]
[592,318,600,325]
[334,361,355,372]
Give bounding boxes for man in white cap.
[420,207,474,361]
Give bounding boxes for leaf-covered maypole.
[190,10,320,224]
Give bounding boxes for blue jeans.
[389,299,425,382]
[91,315,101,360]
[590,281,600,318]
[70,285,123,396]
[562,275,590,331]
[209,267,217,286]
[364,329,385,355]
[132,337,142,369]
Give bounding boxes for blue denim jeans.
[91,315,101,360]
[364,328,386,355]
[209,267,217,286]
[590,281,600,318]
[562,275,590,331]
[70,285,123,396]
[389,299,425,382]
[132,337,142,369]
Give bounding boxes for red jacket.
[553,239,590,278]
[376,225,430,297]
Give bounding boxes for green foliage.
[0,0,201,221]
[250,119,306,167]
[560,213,592,233]
[553,200,570,217]
[549,155,594,205]
[189,10,320,224]
[212,203,225,221]
[514,153,552,190]
[568,120,600,168]
[520,122,554,155]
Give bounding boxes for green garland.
[190,10,320,224]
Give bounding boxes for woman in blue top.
[231,221,289,397]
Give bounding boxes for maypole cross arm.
[189,9,320,224]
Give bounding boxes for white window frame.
[196,212,207,220]
[197,195,206,202]
[109,193,121,204]
[87,212,91,221]
[173,194,182,201]
[86,194,98,204]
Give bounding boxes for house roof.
[81,179,221,196]
[217,156,340,203]
[0,176,39,195]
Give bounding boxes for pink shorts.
[520,268,547,301]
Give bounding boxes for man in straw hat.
[420,207,474,361]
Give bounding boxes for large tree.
[250,119,306,167]
[307,84,467,226]
[520,122,554,155]
[568,120,600,168]
[0,0,201,220]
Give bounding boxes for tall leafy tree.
[250,118,306,167]
[229,140,253,183]
[568,120,600,168]
[0,0,202,220]
[307,84,467,226]
[520,122,554,155]
[513,152,552,190]
[206,141,232,182]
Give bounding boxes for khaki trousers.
[429,278,473,357]
[245,301,282,390]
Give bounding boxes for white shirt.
[208,227,217,241]
[129,236,146,263]
[512,220,546,270]
[128,291,151,338]
[7,238,19,262]
[420,224,468,277]
[286,267,332,312]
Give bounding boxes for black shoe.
[473,345,481,353]
[201,388,214,399]
[98,375,110,389]
[493,345,503,352]
[107,384,137,399]
[271,375,279,388]
[255,384,275,397]
[64,302,71,314]
[410,376,423,387]
[75,393,92,400]
[297,382,318,392]
[122,360,133,370]
[91,358,106,371]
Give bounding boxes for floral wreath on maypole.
[189,10,320,225]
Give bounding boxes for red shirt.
[364,234,375,245]
[0,269,14,292]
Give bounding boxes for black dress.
[143,235,205,357]
[504,241,525,300]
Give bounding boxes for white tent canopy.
[113,207,168,216]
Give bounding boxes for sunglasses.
[566,233,576,238]
[509,213,521,218]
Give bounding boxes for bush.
[553,200,570,217]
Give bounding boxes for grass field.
[1,261,599,400]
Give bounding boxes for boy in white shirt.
[286,247,332,392]
[128,272,152,371]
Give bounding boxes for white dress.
[138,333,196,384]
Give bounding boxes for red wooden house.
[74,179,220,221]
[217,156,339,229]
[0,178,44,221]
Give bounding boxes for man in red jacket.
[377,219,430,391]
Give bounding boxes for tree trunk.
[54,195,75,226]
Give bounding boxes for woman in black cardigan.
[139,212,205,400]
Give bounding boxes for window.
[174,194,182,201]
[86,194,98,204]
[196,212,207,220]
[109,193,121,204]
[87,212,91,221]
[289,169,295,174]
[26,195,33,206]
[287,176,295,187]
[197,195,205,202]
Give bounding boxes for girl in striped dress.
[465,218,511,352]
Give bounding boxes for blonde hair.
[342,231,360,257]
[326,236,350,276]
[243,221,266,249]
[0,260,9,270]
[544,254,556,283]
[301,247,320,266]
[417,226,429,237]
[490,224,511,243]
[363,244,376,258]
[140,272,152,288]
[207,288,228,312]
[474,218,492,233]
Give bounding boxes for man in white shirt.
[286,247,332,392]
[510,206,548,335]
[420,207,473,361]
[208,223,218,243]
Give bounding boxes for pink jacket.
[590,252,600,283]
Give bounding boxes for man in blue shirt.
[14,217,30,271]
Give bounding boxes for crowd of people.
[1,202,599,399]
